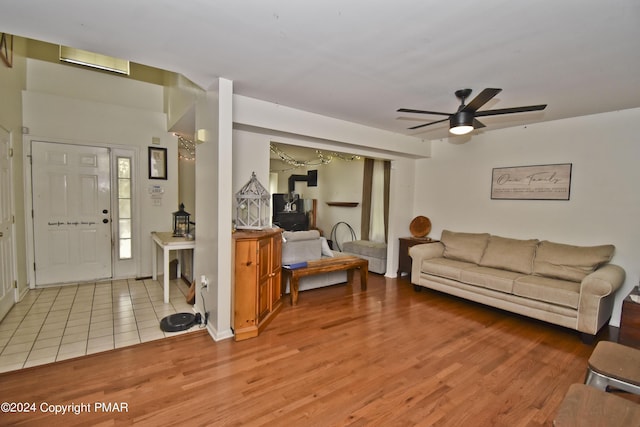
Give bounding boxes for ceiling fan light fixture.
[449,125,474,135]
[449,112,474,135]
[399,88,546,134]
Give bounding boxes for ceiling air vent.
[59,46,129,75]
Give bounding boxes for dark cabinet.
[619,291,640,349]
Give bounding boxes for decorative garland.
[176,139,361,167]
[270,144,360,172]
[178,135,195,161]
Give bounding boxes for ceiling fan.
[398,88,547,135]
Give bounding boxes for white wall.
[22,59,177,280]
[234,95,430,158]
[388,157,418,274]
[413,107,640,326]
[194,79,234,341]
[194,90,219,337]
[232,129,271,209]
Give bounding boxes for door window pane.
[118,179,130,198]
[117,157,132,259]
[120,239,131,259]
[119,199,131,218]
[119,219,131,239]
[118,158,130,178]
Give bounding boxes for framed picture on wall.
[491,163,572,200]
[148,147,167,180]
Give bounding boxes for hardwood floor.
[0,274,629,426]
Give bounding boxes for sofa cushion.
[513,275,580,309]
[420,258,476,281]
[460,266,525,294]
[479,236,539,274]
[282,230,320,242]
[441,230,490,264]
[281,231,322,265]
[533,241,615,282]
[342,240,387,259]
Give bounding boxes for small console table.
[151,231,195,304]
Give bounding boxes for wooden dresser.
[232,228,283,341]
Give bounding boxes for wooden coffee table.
[282,256,368,305]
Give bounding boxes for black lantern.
[172,203,191,237]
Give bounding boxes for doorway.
[30,141,112,285]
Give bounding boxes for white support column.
[194,77,234,341]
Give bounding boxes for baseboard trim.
[207,323,234,341]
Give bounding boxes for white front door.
[0,127,15,320]
[32,141,112,285]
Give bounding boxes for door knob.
[102,209,108,214]
[102,218,109,224]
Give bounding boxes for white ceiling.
[2,1,639,140]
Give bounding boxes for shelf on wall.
[326,202,359,207]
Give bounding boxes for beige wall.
[414,108,640,326]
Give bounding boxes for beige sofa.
[409,230,625,340]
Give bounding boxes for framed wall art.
[491,163,572,200]
[148,147,167,180]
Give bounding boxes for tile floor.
[0,277,200,373]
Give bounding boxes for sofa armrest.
[581,264,626,297]
[409,242,445,283]
[409,242,445,261]
[578,263,626,335]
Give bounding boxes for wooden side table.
[397,237,439,278]
[619,289,640,349]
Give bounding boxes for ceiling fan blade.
[473,119,486,129]
[397,108,452,116]
[461,88,502,112]
[408,117,449,130]
[475,104,547,117]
